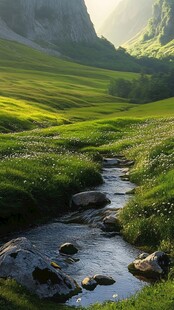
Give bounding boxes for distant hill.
[99,0,154,47]
[127,0,174,58]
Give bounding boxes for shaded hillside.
[99,0,154,47]
[127,0,174,58]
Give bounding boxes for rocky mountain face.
[144,0,174,45]
[127,0,174,57]
[0,0,144,72]
[0,0,97,52]
[99,0,154,47]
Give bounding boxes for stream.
[11,165,147,306]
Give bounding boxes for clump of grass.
[0,151,101,234]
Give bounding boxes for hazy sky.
[85,0,121,31]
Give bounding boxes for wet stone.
[59,243,78,255]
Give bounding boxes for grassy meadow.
[0,39,174,309]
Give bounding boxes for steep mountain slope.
[0,0,97,45]
[0,0,142,71]
[127,0,174,58]
[99,0,154,47]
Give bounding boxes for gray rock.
[0,237,81,301]
[128,251,170,279]
[93,274,116,285]
[102,215,122,232]
[103,215,117,225]
[0,0,97,52]
[103,158,120,167]
[59,243,78,255]
[81,277,97,291]
[71,191,110,209]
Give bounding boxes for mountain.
[99,0,154,47]
[127,0,174,58]
[0,0,143,72]
[0,0,97,54]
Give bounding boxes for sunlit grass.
[1,278,174,310]
[0,39,138,132]
[0,37,174,310]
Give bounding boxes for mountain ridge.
[126,0,174,58]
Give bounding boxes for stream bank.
[9,161,147,306]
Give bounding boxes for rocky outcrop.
[127,0,174,57]
[71,191,110,209]
[0,0,97,51]
[143,0,174,45]
[128,251,170,279]
[0,237,81,301]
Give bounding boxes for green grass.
[1,278,174,310]
[0,38,174,310]
[88,280,174,310]
[0,279,70,310]
[0,39,138,132]
[126,31,174,58]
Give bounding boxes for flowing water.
[11,166,147,306]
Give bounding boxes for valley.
[0,0,174,309]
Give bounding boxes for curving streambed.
[12,164,147,306]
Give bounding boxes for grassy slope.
[126,35,174,58]
[0,39,138,132]
[0,39,174,309]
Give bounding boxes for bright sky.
[84,0,121,31]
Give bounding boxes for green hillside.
[127,0,174,58]
[0,39,138,132]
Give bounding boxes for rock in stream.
[0,237,81,301]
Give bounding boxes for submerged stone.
[59,243,78,255]
[102,215,122,232]
[81,277,98,291]
[103,158,120,167]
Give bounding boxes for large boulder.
[71,191,110,209]
[128,251,170,279]
[59,243,78,255]
[0,237,81,301]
